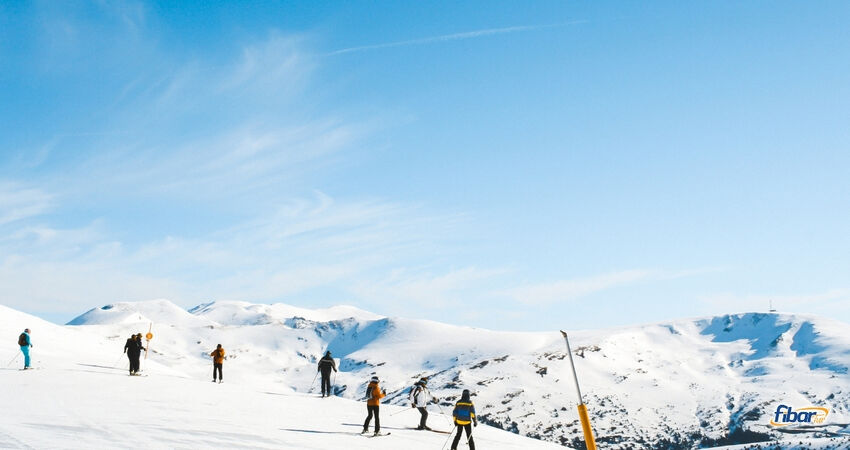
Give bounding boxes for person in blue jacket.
[451,389,477,450]
[18,328,32,369]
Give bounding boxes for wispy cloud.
[350,266,508,310]
[0,182,52,226]
[699,289,850,314]
[505,268,716,305]
[0,189,467,317]
[327,22,585,56]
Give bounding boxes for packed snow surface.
[2,300,849,449]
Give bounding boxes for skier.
[362,375,386,436]
[317,351,337,397]
[18,328,32,369]
[123,333,143,375]
[451,389,477,450]
[210,344,225,383]
[409,377,438,430]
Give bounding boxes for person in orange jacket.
[362,375,386,435]
[210,344,226,383]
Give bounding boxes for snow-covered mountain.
[3,300,850,449]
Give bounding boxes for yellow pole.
[577,403,597,450]
[561,330,597,450]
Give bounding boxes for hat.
[24,328,30,332]
[419,377,428,385]
[371,376,379,382]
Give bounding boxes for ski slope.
[2,300,850,449]
[0,303,562,449]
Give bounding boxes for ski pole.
[466,425,475,448]
[436,403,455,427]
[113,354,126,368]
[390,406,415,417]
[332,371,337,395]
[6,352,19,367]
[309,371,318,393]
[440,426,455,450]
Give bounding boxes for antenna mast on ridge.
[769,300,776,313]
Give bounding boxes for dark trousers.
[320,371,332,396]
[451,424,475,450]
[128,354,140,374]
[213,363,223,381]
[417,407,428,428]
[363,405,380,432]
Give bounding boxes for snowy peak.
[697,312,849,374]
[67,299,215,327]
[187,300,384,326]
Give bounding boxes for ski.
[406,427,450,434]
[366,432,390,437]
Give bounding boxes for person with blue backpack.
[18,328,32,369]
[451,389,477,450]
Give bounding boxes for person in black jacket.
[123,334,144,375]
[317,351,337,397]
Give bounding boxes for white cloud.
[350,266,508,309]
[0,182,52,226]
[699,289,850,315]
[504,268,714,305]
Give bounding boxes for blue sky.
[1,1,849,331]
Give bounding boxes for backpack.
[411,385,422,402]
[18,333,27,346]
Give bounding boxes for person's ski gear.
[318,352,337,396]
[450,424,475,450]
[452,390,477,426]
[20,346,31,369]
[363,405,381,433]
[363,379,385,433]
[19,330,32,368]
[210,345,226,364]
[409,381,434,407]
[365,380,385,406]
[367,431,390,437]
[124,334,143,374]
[211,345,225,382]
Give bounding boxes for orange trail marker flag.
[144,323,153,360]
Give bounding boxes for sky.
[1,1,849,331]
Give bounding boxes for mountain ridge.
[24,300,850,448]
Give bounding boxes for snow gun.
[560,330,597,450]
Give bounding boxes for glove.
[411,405,416,408]
[473,420,478,427]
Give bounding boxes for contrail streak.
[327,21,586,56]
